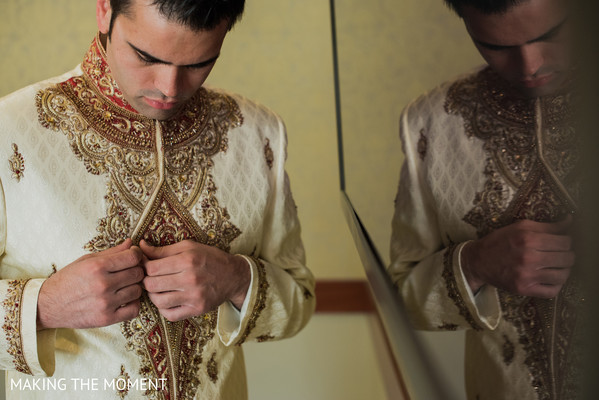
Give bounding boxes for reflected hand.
[461,217,575,298]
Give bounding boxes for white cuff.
[217,255,255,346]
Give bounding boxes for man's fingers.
[113,299,141,322]
[536,250,575,269]
[114,283,144,306]
[518,215,573,234]
[140,239,202,260]
[144,273,183,293]
[536,267,571,286]
[147,290,186,310]
[144,257,185,277]
[109,265,145,290]
[102,246,143,273]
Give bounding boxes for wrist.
[229,255,251,309]
[460,241,485,294]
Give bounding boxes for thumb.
[139,240,165,260]
[553,214,574,234]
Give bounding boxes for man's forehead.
[462,0,568,47]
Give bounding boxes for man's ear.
[96,0,113,34]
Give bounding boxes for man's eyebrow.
[127,42,220,68]
[475,16,568,50]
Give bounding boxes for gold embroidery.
[445,67,578,237]
[122,296,218,399]
[238,257,270,344]
[115,365,130,399]
[2,279,32,374]
[446,68,581,399]
[502,335,515,366]
[437,322,459,331]
[256,334,275,343]
[8,144,25,182]
[36,34,246,398]
[442,245,481,331]
[264,138,274,169]
[207,352,218,383]
[417,129,428,161]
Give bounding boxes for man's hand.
[37,239,144,330]
[140,240,251,322]
[461,218,575,298]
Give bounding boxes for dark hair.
[443,0,526,16]
[108,0,245,37]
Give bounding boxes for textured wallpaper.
[0,0,96,97]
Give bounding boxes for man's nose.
[518,44,544,77]
[155,65,183,98]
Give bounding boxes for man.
[389,0,581,398]
[0,0,315,398]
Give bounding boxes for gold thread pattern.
[445,67,581,399]
[442,245,481,331]
[8,144,25,182]
[437,322,459,331]
[502,335,515,366]
[2,279,32,375]
[36,35,246,398]
[238,257,270,344]
[256,334,275,343]
[115,365,130,399]
[207,352,218,383]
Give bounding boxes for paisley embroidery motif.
[445,67,581,399]
[8,143,25,182]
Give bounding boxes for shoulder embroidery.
[8,144,25,182]
[2,279,33,375]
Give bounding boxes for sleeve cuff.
[216,255,256,346]
[18,279,55,376]
[454,242,501,330]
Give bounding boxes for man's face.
[462,0,571,98]
[97,0,229,120]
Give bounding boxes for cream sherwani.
[0,36,315,399]
[389,67,581,400]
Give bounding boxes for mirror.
[332,0,483,397]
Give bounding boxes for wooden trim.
[314,279,375,313]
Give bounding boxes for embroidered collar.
[44,35,243,150]
[82,33,138,113]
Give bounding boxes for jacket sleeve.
[0,178,56,376]
[387,100,500,333]
[216,116,315,345]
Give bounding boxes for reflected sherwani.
[0,36,315,399]
[389,67,581,400]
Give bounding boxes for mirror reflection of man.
[389,0,580,398]
[0,0,315,398]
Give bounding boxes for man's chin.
[135,103,182,121]
[512,73,570,98]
